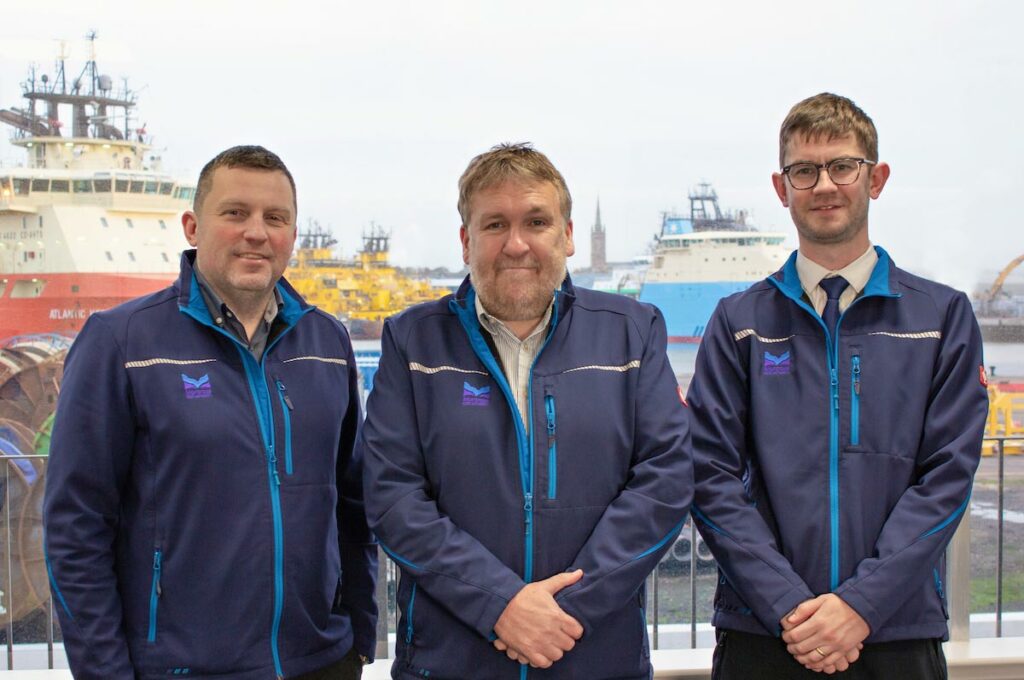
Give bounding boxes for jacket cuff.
[476,585,522,640]
[833,585,881,634]
[767,586,816,636]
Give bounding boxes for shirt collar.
[796,243,878,299]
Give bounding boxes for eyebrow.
[215,199,293,217]
[477,205,553,222]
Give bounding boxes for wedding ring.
[815,646,828,658]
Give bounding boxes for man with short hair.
[688,94,988,678]
[44,145,377,679]
[361,143,692,678]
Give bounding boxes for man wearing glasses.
[688,93,988,678]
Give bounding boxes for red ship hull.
[0,272,176,341]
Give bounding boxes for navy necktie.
[819,276,848,339]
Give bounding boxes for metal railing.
[2,438,1021,668]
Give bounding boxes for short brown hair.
[457,142,572,224]
[779,93,879,166]
[193,145,296,212]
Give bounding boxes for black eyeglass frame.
[780,157,876,190]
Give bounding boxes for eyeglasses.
[781,158,876,190]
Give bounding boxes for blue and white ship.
[639,183,789,342]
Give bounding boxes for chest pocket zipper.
[545,394,557,500]
[276,379,294,475]
[851,356,861,446]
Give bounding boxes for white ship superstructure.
[639,184,789,341]
[0,34,191,340]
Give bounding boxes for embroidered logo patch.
[462,381,490,406]
[763,351,791,376]
[182,373,212,399]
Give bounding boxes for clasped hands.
[492,569,584,668]
[780,593,870,674]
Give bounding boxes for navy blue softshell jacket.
[44,251,378,679]
[688,247,988,643]
[360,276,693,679]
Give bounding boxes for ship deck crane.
[982,254,1024,304]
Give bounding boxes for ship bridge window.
[12,178,30,195]
[115,179,129,192]
[94,179,112,192]
[50,180,69,192]
[10,279,46,298]
[31,179,49,192]
[159,182,174,195]
[144,182,158,195]
[176,186,195,201]
[129,181,143,193]
[73,179,93,193]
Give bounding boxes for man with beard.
[687,93,988,678]
[360,143,692,678]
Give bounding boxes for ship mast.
[0,31,150,170]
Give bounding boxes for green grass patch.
[971,571,1024,612]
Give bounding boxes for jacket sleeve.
[687,301,815,634]
[43,315,136,679]
[360,321,526,639]
[833,292,987,632]
[336,336,379,660]
[553,307,692,633]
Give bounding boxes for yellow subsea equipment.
[984,384,1024,455]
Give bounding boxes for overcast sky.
[1,1,1021,292]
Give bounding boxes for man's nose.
[502,226,530,256]
[813,166,839,192]
[242,217,270,242]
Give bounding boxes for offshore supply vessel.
[288,222,448,339]
[638,183,789,342]
[0,35,188,342]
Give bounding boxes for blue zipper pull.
[276,380,294,410]
[153,550,162,596]
[545,395,556,450]
[269,452,281,486]
[524,493,533,534]
[852,356,861,395]
[830,368,839,411]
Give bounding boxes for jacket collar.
[772,245,900,303]
[176,249,310,329]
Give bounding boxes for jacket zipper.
[238,348,286,678]
[451,290,561,680]
[769,263,899,593]
[851,356,861,446]
[276,379,294,475]
[181,277,309,680]
[147,549,162,643]
[405,583,417,646]
[545,393,557,500]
